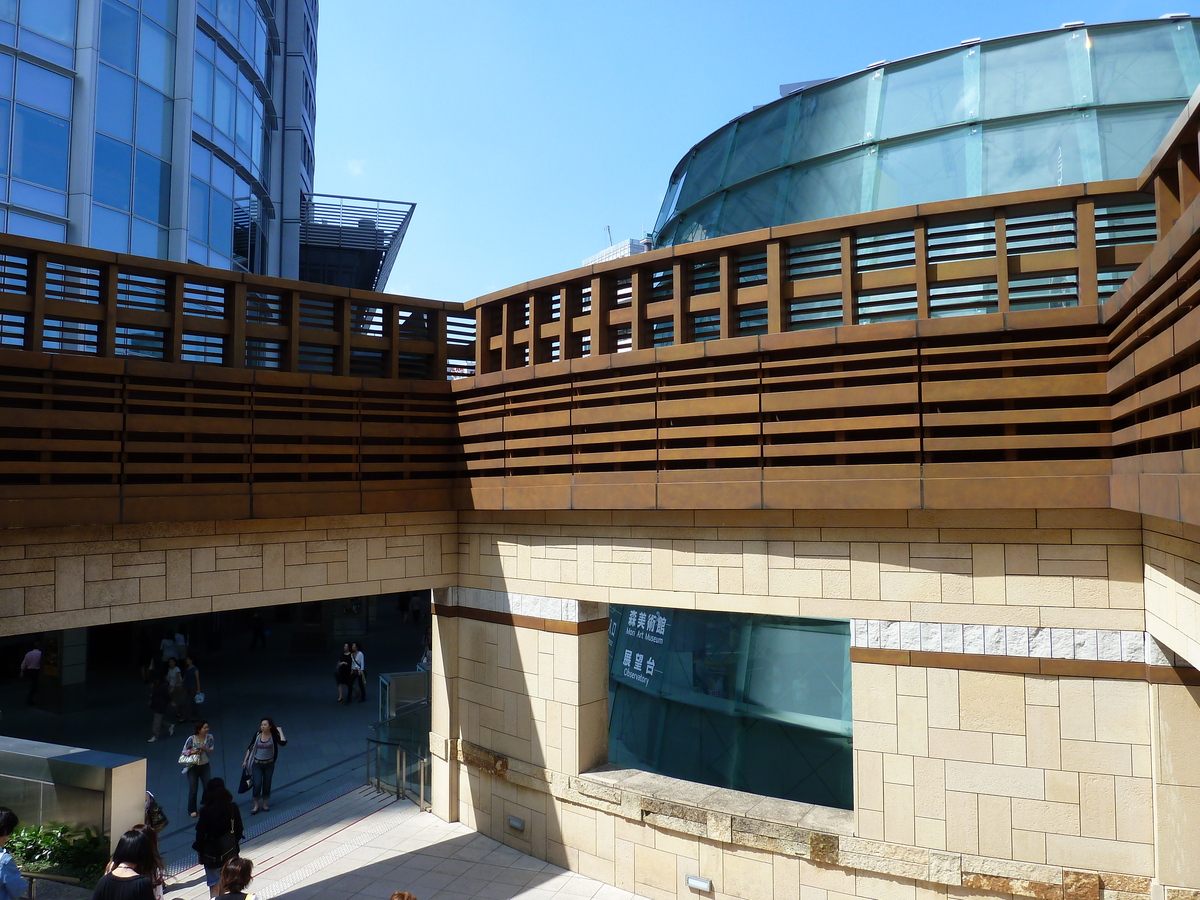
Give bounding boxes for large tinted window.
[608,605,852,809]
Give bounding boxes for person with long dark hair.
[216,857,254,900]
[241,717,287,814]
[90,830,156,900]
[182,720,214,817]
[194,778,243,899]
[122,826,165,900]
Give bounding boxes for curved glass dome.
[654,18,1200,247]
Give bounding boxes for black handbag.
[237,767,252,794]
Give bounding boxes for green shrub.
[8,823,108,887]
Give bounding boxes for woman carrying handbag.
[180,721,214,817]
[193,779,243,899]
[241,718,286,814]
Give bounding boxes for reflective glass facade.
[608,604,853,809]
[0,0,317,279]
[655,19,1200,247]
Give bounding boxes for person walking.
[0,808,24,900]
[156,631,178,678]
[350,642,366,703]
[182,720,214,817]
[90,829,157,900]
[241,717,287,814]
[215,858,254,900]
[19,642,41,705]
[147,676,173,742]
[182,655,202,721]
[165,658,184,723]
[194,779,243,899]
[335,643,353,703]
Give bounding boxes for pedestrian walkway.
[164,786,643,900]
[0,602,427,839]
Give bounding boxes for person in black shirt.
[194,779,244,898]
[91,831,156,900]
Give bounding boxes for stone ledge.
[447,740,1151,900]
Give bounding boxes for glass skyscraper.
[0,0,316,279]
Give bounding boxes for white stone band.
[444,586,608,623]
[850,619,1176,666]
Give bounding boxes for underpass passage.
[0,594,430,842]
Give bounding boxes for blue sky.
[315,1,1179,302]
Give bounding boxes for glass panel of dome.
[1091,23,1189,105]
[1098,103,1186,178]
[675,128,733,211]
[138,19,175,94]
[99,0,138,73]
[876,130,967,209]
[790,74,869,163]
[653,170,684,237]
[724,102,790,188]
[983,114,1084,194]
[784,151,864,224]
[719,171,785,236]
[96,65,134,140]
[879,51,967,140]
[981,32,1074,119]
[673,192,723,245]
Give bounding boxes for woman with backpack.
[193,778,243,898]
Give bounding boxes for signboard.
[609,606,673,693]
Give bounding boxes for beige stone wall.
[439,509,1200,900]
[458,508,1145,630]
[0,511,458,635]
[854,663,1154,874]
[448,615,607,783]
[1143,517,1200,670]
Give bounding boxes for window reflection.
[608,605,852,809]
[1092,23,1189,104]
[880,51,967,139]
[13,105,68,191]
[981,33,1076,118]
[876,130,968,209]
[99,0,138,72]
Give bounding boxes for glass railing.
[366,701,430,809]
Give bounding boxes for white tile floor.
[168,787,644,900]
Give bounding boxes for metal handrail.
[25,872,82,900]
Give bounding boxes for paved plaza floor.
[165,787,640,900]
